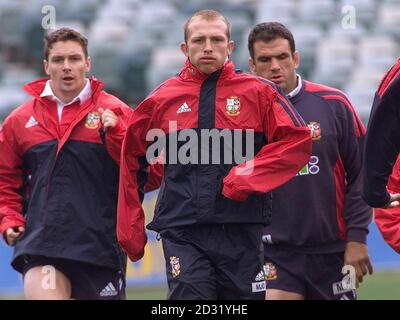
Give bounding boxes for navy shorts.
[21,255,126,300]
[264,246,357,300]
[160,224,265,300]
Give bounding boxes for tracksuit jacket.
[117,59,312,262]
[263,80,372,253]
[0,77,135,271]
[364,59,400,253]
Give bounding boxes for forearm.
[222,126,311,201]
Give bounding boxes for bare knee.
[24,266,71,300]
[266,288,304,300]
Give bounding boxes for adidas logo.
[25,116,38,128]
[177,102,191,114]
[99,282,118,297]
[255,270,264,282]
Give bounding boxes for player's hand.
[98,108,118,130]
[344,241,373,288]
[383,193,400,208]
[5,226,25,246]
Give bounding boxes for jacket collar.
[23,76,104,106]
[40,79,92,107]
[287,74,303,99]
[179,58,236,82]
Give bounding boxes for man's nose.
[62,59,71,70]
[270,58,280,70]
[204,39,212,52]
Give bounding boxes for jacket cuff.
[0,218,25,244]
[346,228,368,244]
[222,183,248,201]
[128,250,145,262]
[363,191,390,208]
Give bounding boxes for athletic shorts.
[160,224,265,300]
[21,255,126,300]
[264,246,357,300]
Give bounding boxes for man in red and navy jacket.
[0,28,145,300]
[248,22,373,300]
[118,10,312,300]
[363,58,400,253]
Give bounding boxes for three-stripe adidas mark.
[25,116,38,128]
[177,102,191,114]
[99,282,118,297]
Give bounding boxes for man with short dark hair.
[0,28,138,299]
[118,11,312,300]
[248,22,373,300]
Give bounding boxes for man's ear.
[248,57,256,74]
[227,40,235,56]
[180,42,188,57]
[44,60,50,76]
[85,56,92,73]
[293,51,300,70]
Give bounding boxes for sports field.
[1,271,398,300]
[126,271,400,300]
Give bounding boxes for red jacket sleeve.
[0,118,26,242]
[145,162,164,192]
[374,156,400,253]
[222,88,312,201]
[104,104,133,165]
[117,98,156,261]
[104,100,163,192]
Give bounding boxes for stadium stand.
[1,0,399,123]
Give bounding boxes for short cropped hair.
[248,22,295,60]
[183,9,231,43]
[44,28,88,60]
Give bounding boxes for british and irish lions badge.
[85,111,101,129]
[226,96,241,116]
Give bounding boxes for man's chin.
[271,80,285,90]
[199,65,219,75]
[60,81,76,89]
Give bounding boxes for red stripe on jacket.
[334,158,347,240]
